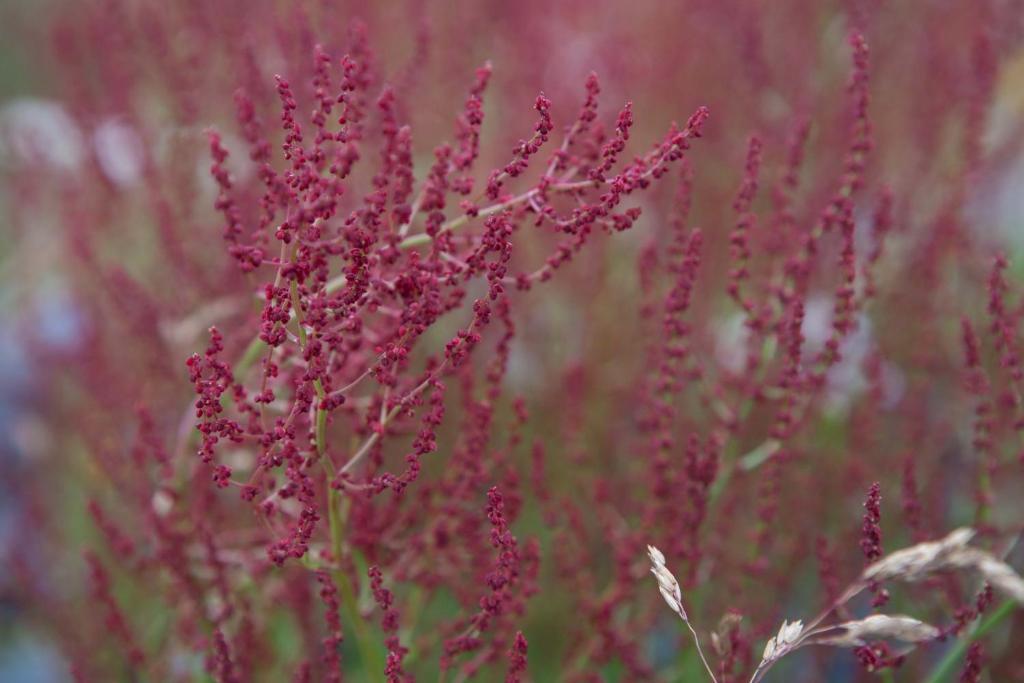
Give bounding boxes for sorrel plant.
[3,1,1024,681]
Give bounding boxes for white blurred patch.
[807,298,877,414]
[9,415,52,463]
[713,311,750,374]
[93,119,144,186]
[973,156,1024,249]
[151,489,175,517]
[801,294,834,354]
[878,359,907,410]
[822,315,872,414]
[0,98,84,169]
[32,285,84,351]
[223,448,255,471]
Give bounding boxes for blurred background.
[2,0,1024,681]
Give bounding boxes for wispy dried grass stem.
[647,545,719,683]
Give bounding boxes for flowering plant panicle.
[5,1,1024,681]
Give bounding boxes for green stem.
[289,279,308,347]
[706,336,779,505]
[923,599,1017,683]
[328,489,384,677]
[315,380,327,455]
[402,587,427,640]
[293,273,381,676]
[234,336,266,383]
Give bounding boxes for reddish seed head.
[506,631,528,682]
[860,482,883,562]
[959,643,985,683]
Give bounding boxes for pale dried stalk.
[759,619,803,664]
[814,614,939,647]
[643,529,1023,683]
[748,614,939,683]
[747,528,1024,682]
[647,545,719,683]
[944,548,1024,604]
[864,528,1024,605]
[863,527,976,583]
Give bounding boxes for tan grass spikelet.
[862,528,1024,605]
[647,544,688,621]
[814,614,939,647]
[650,529,1023,683]
[646,544,719,682]
[862,527,975,582]
[760,619,803,664]
[945,548,1024,604]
